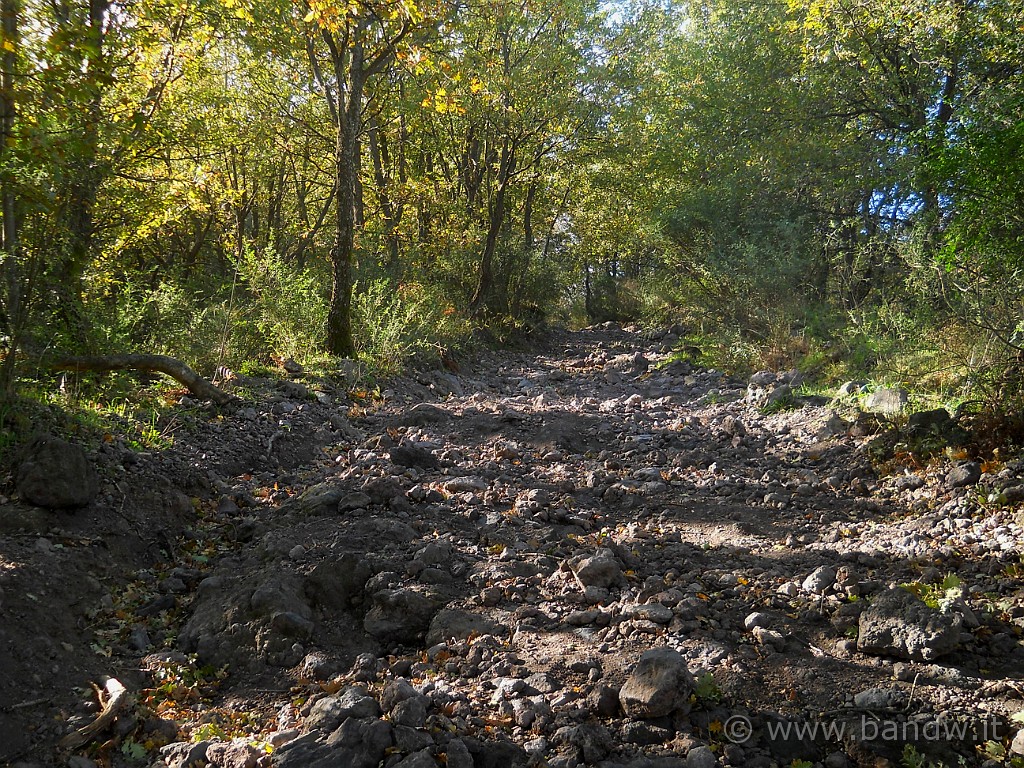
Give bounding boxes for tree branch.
[42,353,237,406]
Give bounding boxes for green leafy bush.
[353,279,473,375]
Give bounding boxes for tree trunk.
[57,0,111,340]
[469,137,516,318]
[325,42,363,359]
[523,181,535,252]
[0,0,19,398]
[369,116,404,276]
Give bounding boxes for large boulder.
[16,435,99,508]
[857,588,962,661]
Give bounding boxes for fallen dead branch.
[58,677,129,750]
[42,353,237,406]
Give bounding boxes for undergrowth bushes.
[353,279,472,376]
[79,251,476,381]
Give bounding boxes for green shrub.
[235,247,328,364]
[353,279,473,375]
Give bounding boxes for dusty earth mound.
[3,324,1024,768]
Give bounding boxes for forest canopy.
[0,0,1021,407]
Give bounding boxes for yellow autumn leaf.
[304,9,317,21]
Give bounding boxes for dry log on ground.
[44,353,236,406]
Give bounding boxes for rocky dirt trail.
[4,324,1024,768]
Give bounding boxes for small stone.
[573,549,625,589]
[566,609,600,626]
[339,492,373,511]
[426,609,504,645]
[744,612,771,631]
[588,684,620,717]
[391,695,428,728]
[625,603,673,623]
[852,687,905,710]
[396,403,448,426]
[752,626,785,650]
[840,380,868,396]
[802,566,837,595]
[380,678,416,713]
[687,745,718,768]
[391,749,437,768]
[525,671,562,693]
[205,739,259,768]
[444,739,474,768]
[777,582,800,597]
[946,462,982,489]
[390,445,439,469]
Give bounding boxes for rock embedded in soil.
[389,444,439,469]
[864,387,908,415]
[363,586,448,644]
[857,587,962,661]
[395,403,448,427]
[618,647,695,718]
[305,687,381,732]
[946,461,982,489]
[16,434,99,508]
[802,565,837,594]
[304,554,372,612]
[205,738,261,768]
[572,548,626,589]
[686,745,718,768]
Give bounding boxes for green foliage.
[89,280,234,373]
[0,0,1021,439]
[692,672,722,705]
[235,248,328,364]
[900,574,963,611]
[760,391,801,415]
[353,280,472,376]
[899,743,940,768]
